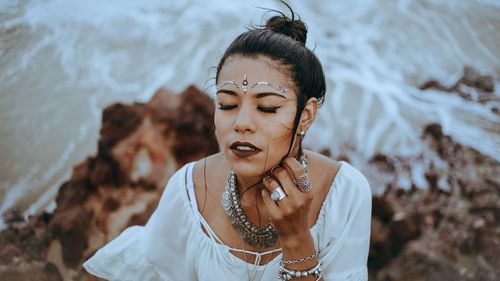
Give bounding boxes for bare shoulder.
[308,151,371,202]
[305,150,339,178]
[304,150,341,197]
[192,152,227,190]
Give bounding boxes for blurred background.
[0,0,498,280]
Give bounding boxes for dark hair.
[215,5,326,156]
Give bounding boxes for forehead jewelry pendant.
[242,74,248,94]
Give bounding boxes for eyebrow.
[216,89,287,99]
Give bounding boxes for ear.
[299,97,318,132]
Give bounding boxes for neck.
[236,174,265,204]
[234,147,303,201]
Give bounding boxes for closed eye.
[258,106,280,113]
[217,103,280,113]
[217,103,237,110]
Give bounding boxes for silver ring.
[271,186,287,201]
[296,174,312,192]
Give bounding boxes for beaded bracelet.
[280,251,318,266]
[278,262,323,280]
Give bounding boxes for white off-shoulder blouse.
[84,161,371,281]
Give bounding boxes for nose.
[233,103,256,134]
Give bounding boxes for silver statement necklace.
[221,169,278,248]
[221,156,308,249]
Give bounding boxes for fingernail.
[270,165,280,175]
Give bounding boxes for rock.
[419,80,449,92]
[368,123,499,280]
[49,207,90,268]
[369,154,396,173]
[419,66,498,104]
[461,66,494,93]
[0,261,63,281]
[375,239,465,281]
[0,86,218,280]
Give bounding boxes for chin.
[226,156,271,178]
[235,167,268,179]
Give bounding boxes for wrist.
[280,231,312,250]
[279,232,321,279]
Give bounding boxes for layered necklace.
[221,169,278,248]
[221,156,308,249]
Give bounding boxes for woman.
[84,6,371,281]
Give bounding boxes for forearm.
[280,232,323,281]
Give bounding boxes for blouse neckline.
[183,161,346,270]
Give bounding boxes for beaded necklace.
[221,169,279,248]
[221,156,308,249]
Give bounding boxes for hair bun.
[265,15,307,45]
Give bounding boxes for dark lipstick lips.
[230,141,261,157]
[230,141,260,150]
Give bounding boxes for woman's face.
[215,55,298,179]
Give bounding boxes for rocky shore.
[0,86,218,280]
[368,123,499,280]
[0,69,498,280]
[369,67,499,280]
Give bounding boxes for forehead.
[218,55,295,94]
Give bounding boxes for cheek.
[214,113,223,138]
[261,119,293,147]
[214,111,234,148]
[262,128,293,165]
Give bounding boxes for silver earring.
[297,130,307,172]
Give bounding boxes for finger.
[283,157,307,181]
[262,176,288,202]
[283,157,313,193]
[271,166,300,198]
[260,188,281,217]
[262,176,287,210]
[261,175,281,194]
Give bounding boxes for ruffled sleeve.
[142,163,197,281]
[318,163,372,281]
[83,226,162,281]
[84,163,194,281]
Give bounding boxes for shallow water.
[0,0,499,228]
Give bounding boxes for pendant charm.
[242,74,248,94]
